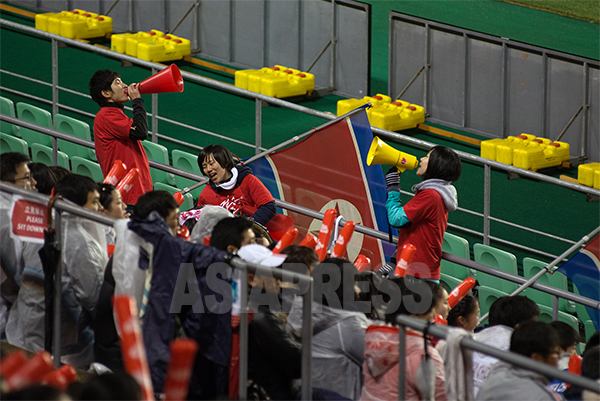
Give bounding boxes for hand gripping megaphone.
[366,136,418,172]
[126,64,184,95]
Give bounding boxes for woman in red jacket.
[196,145,276,226]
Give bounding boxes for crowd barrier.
[396,315,600,399]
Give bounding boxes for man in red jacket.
[89,70,153,204]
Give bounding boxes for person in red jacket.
[196,144,276,226]
[385,146,461,282]
[89,70,153,205]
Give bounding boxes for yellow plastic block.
[480,138,506,161]
[496,134,537,165]
[368,100,425,131]
[44,11,78,35]
[137,33,191,62]
[595,169,600,189]
[514,139,568,170]
[126,30,164,57]
[578,163,600,187]
[60,12,113,39]
[234,69,257,90]
[336,94,391,116]
[246,66,287,93]
[260,68,315,98]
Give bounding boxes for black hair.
[0,152,30,182]
[312,257,360,310]
[133,190,179,221]
[384,277,442,324]
[89,69,120,106]
[98,183,117,211]
[357,270,393,320]
[549,321,581,352]
[209,216,254,251]
[585,331,600,354]
[55,174,99,206]
[510,321,559,358]
[447,293,479,327]
[197,144,236,175]
[28,163,57,195]
[280,245,319,275]
[581,345,600,380]
[49,165,71,182]
[421,145,462,182]
[70,372,142,400]
[4,385,66,401]
[488,295,540,328]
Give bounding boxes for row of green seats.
[1,97,203,211]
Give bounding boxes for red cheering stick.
[566,354,583,389]
[299,233,317,249]
[174,191,185,206]
[116,168,140,198]
[448,277,476,309]
[103,160,127,185]
[393,243,416,277]
[177,225,190,240]
[203,236,211,246]
[354,255,371,272]
[41,364,76,391]
[434,314,448,326]
[6,351,54,391]
[113,295,155,400]
[273,227,299,254]
[0,350,28,380]
[315,209,338,261]
[331,221,356,258]
[163,339,199,401]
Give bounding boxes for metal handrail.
[395,315,600,397]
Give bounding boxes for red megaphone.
[137,64,184,95]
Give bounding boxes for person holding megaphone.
[89,69,153,205]
[383,144,461,282]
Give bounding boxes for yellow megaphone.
[366,136,419,172]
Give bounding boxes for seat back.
[441,232,474,280]
[171,149,203,198]
[473,243,518,293]
[142,140,176,185]
[1,96,20,137]
[31,143,69,168]
[55,114,95,160]
[154,182,194,212]
[523,257,574,313]
[0,132,28,154]
[16,103,52,147]
[537,304,580,332]
[478,285,509,325]
[71,156,104,182]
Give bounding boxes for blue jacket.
[128,213,232,398]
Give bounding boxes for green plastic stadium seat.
[441,232,476,280]
[440,273,463,294]
[537,304,580,332]
[16,103,52,147]
[523,257,575,313]
[171,149,204,199]
[478,285,509,325]
[473,243,518,293]
[31,143,69,169]
[0,132,28,154]
[71,156,104,182]
[574,285,598,341]
[154,182,194,212]
[1,96,20,137]
[55,114,96,161]
[142,140,176,186]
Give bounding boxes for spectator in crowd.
[3,384,70,401]
[433,284,450,320]
[565,345,600,401]
[361,277,447,401]
[210,216,257,253]
[1,152,37,191]
[196,144,276,226]
[472,295,540,397]
[98,183,129,245]
[476,321,561,401]
[48,165,71,183]
[385,146,461,281]
[279,245,319,311]
[188,205,233,244]
[548,321,581,395]
[446,293,479,332]
[287,258,370,400]
[356,270,392,321]
[89,69,152,205]
[28,163,56,195]
[68,372,142,401]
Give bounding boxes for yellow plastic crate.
[137,33,191,62]
[36,11,78,35]
[368,100,425,131]
[514,139,569,170]
[480,138,506,161]
[126,30,164,57]
[595,169,600,189]
[260,69,315,98]
[496,134,537,165]
[60,12,112,39]
[578,163,600,187]
[336,94,391,116]
[111,30,162,55]
[247,66,289,94]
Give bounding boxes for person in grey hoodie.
[287,258,371,400]
[384,146,461,282]
[476,321,562,401]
